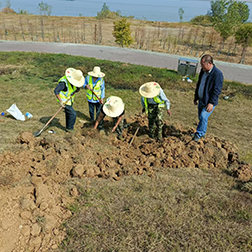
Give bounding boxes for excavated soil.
[0,114,251,252]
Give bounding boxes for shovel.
[33,91,77,137]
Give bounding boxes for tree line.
[104,0,252,62]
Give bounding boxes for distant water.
[6,0,252,22]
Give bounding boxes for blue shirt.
[141,88,170,110]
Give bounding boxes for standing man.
[54,68,84,132]
[83,66,105,122]
[139,82,171,141]
[192,54,223,142]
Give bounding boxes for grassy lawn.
[0,52,252,251]
[1,51,251,161]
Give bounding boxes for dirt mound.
[0,115,251,251]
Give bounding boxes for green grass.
[1,52,252,251]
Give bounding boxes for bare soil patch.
[0,114,251,252]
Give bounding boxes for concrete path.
[1,40,251,84]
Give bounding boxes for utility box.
[177,58,198,77]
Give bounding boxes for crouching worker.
[139,82,171,141]
[54,68,84,132]
[94,96,125,139]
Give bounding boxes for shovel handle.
[90,89,102,103]
[34,90,77,137]
[36,106,63,135]
[128,127,139,148]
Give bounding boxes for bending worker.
[94,96,125,140]
[83,66,105,122]
[139,82,171,141]
[54,68,84,132]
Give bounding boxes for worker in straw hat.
[94,96,125,140]
[83,66,105,124]
[139,82,171,141]
[54,68,84,132]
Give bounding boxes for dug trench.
[0,114,251,252]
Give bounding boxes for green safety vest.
[144,96,165,114]
[58,76,77,106]
[86,76,102,101]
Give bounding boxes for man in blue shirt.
[193,54,223,142]
[140,82,171,141]
[83,66,105,123]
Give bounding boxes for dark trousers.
[88,102,102,121]
[65,105,76,130]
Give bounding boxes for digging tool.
[90,89,102,103]
[33,91,77,137]
[128,127,139,148]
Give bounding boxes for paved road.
[1,40,252,84]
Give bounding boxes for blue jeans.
[196,100,215,138]
[65,105,76,130]
[88,102,102,121]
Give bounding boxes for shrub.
[112,18,133,47]
[190,15,213,26]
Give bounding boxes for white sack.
[6,103,25,121]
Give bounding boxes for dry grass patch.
[0,12,252,64]
[59,169,252,251]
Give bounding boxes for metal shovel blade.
[33,130,42,137]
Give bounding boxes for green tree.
[97,3,122,19]
[235,23,252,63]
[112,18,133,47]
[97,3,110,19]
[231,1,249,23]
[210,0,250,52]
[38,1,52,16]
[178,7,184,22]
[210,0,228,19]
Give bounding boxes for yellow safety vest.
[86,76,102,101]
[58,76,77,106]
[144,96,165,114]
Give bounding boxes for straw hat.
[103,96,124,118]
[88,66,105,78]
[65,68,84,87]
[139,82,161,98]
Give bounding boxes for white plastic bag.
[186,77,193,83]
[6,104,25,121]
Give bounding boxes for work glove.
[60,100,66,108]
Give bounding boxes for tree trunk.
[239,42,248,64]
